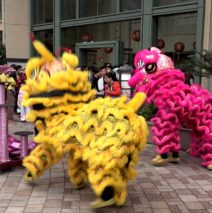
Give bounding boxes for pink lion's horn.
[150,47,161,53]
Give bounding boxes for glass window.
[79,0,117,18]
[153,0,196,7]
[155,13,197,52]
[61,19,141,65]
[62,20,140,50]
[61,0,76,20]
[33,0,53,24]
[98,0,117,15]
[120,0,141,12]
[79,0,97,18]
[45,0,53,22]
[153,13,197,76]
[34,30,53,53]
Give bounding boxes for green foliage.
[0,43,6,65]
[137,102,158,121]
[194,49,212,75]
[180,49,212,77]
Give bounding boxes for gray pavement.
[0,118,211,213]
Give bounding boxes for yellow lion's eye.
[31,68,39,79]
[37,70,50,82]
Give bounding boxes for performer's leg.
[23,143,61,181]
[88,166,127,208]
[20,106,26,121]
[67,154,88,189]
[184,85,212,169]
[191,131,212,170]
[183,92,212,169]
[151,110,181,165]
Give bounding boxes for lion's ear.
[62,52,79,69]
[33,40,54,62]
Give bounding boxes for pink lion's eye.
[145,63,157,74]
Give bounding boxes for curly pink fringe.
[130,64,212,167]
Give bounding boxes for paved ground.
[0,118,212,213]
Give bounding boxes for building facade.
[1,0,212,90]
[2,0,30,66]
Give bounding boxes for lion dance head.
[22,40,96,122]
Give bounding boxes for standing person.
[17,82,29,122]
[185,71,194,85]
[104,63,112,74]
[93,63,113,97]
[8,64,19,113]
[94,63,112,80]
[93,66,106,97]
[9,64,17,81]
[104,71,121,97]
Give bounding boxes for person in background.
[17,81,29,122]
[112,66,120,80]
[104,71,121,98]
[91,63,113,97]
[94,63,112,79]
[8,64,19,113]
[185,70,194,85]
[9,64,17,81]
[104,63,112,74]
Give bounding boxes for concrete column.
[1,0,4,43]
[4,0,30,62]
[141,0,153,49]
[202,0,212,92]
[54,0,60,54]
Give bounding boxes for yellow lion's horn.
[62,52,79,68]
[127,92,146,112]
[33,40,54,62]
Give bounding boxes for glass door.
[76,41,124,68]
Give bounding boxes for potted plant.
[137,102,192,151]
[179,49,212,91]
[137,103,157,145]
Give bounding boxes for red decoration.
[104,47,113,54]
[157,38,165,49]
[132,30,140,42]
[174,42,185,53]
[55,47,72,58]
[98,56,103,62]
[29,32,35,41]
[82,32,93,42]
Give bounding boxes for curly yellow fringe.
[22,40,148,207]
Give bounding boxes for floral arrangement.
[0,73,16,90]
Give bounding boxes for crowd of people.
[82,63,123,98]
[0,63,28,122]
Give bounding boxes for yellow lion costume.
[22,40,148,208]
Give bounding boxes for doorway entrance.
[76,41,124,68]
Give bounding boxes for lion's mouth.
[30,89,92,111]
[32,103,45,110]
[30,89,88,98]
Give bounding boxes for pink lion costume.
[128,47,212,170]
